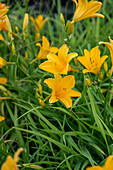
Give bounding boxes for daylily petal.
[59,75,75,89]
[73,0,88,22]
[86,166,103,170]
[68,90,81,97]
[99,41,113,65]
[39,61,58,74]
[58,44,69,64]
[83,69,91,74]
[49,47,58,54]
[109,36,113,45]
[49,92,58,103]
[36,48,49,59]
[60,95,72,108]
[42,36,50,48]
[86,1,102,13]
[44,78,56,89]
[77,56,91,70]
[104,155,113,170]
[67,53,78,63]
[36,43,41,47]
[80,13,104,21]
[99,55,108,70]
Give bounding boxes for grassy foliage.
[0,0,113,169]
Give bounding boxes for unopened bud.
[8,32,11,42]
[36,33,40,41]
[36,93,40,98]
[103,62,108,73]
[66,20,74,36]
[25,51,28,61]
[23,13,29,33]
[85,78,92,87]
[39,84,42,95]
[12,43,16,54]
[15,26,19,34]
[60,13,65,25]
[98,72,103,81]
[74,58,78,66]
[38,98,45,106]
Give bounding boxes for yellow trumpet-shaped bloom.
[39,44,78,74]
[72,0,104,23]
[36,36,58,59]
[0,116,5,122]
[30,15,48,33]
[77,46,108,75]
[99,36,113,66]
[44,74,81,108]
[0,57,7,68]
[30,36,58,63]
[1,148,23,170]
[86,155,113,170]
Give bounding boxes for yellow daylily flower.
[77,46,108,75]
[86,155,113,170]
[30,36,58,63]
[99,36,113,66]
[0,116,5,122]
[44,74,81,108]
[39,44,78,74]
[0,57,7,68]
[72,0,104,23]
[30,14,48,33]
[1,148,23,170]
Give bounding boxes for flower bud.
[39,84,42,95]
[66,20,74,36]
[15,26,19,34]
[85,78,92,87]
[60,13,65,25]
[98,72,103,81]
[36,93,40,98]
[74,58,78,66]
[103,62,108,73]
[24,51,28,61]
[12,43,16,54]
[23,13,29,33]
[38,99,45,106]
